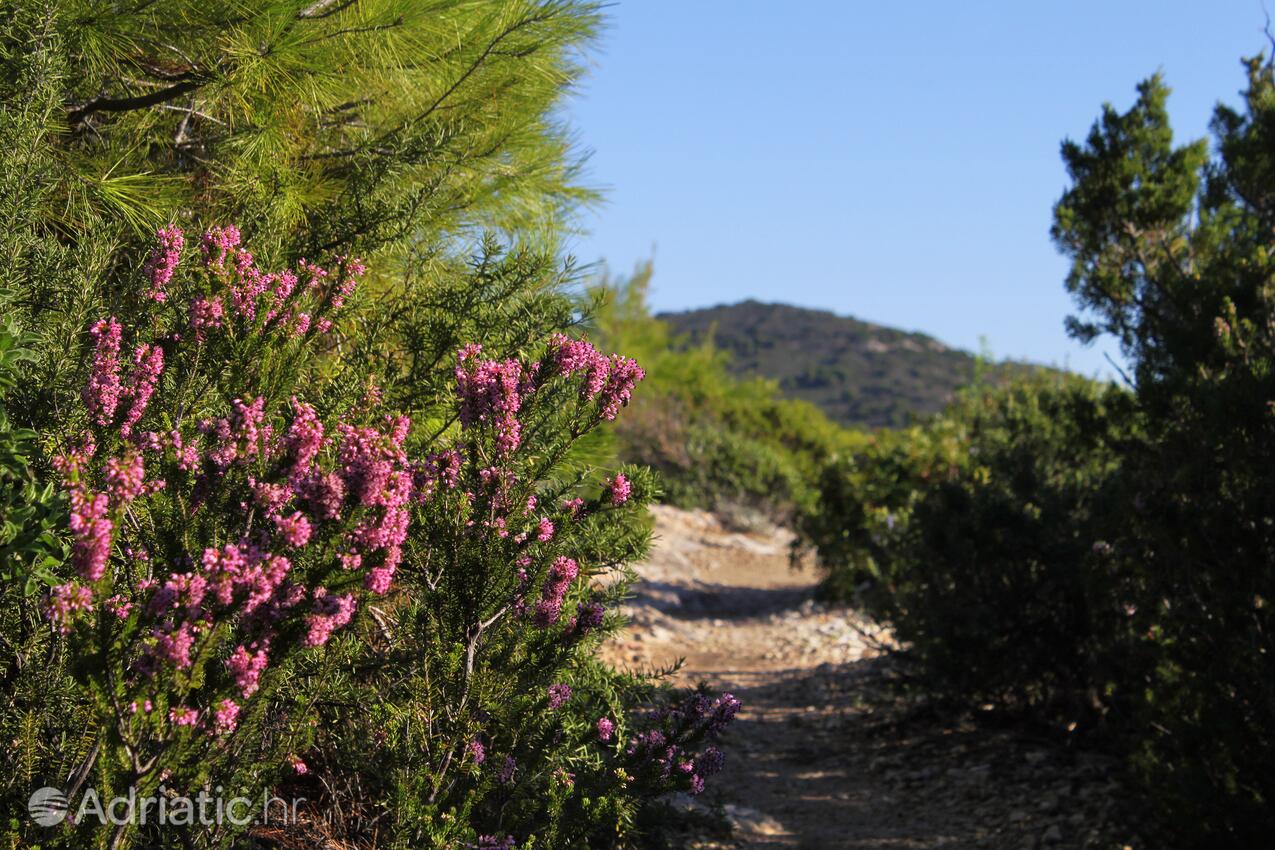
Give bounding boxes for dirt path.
[606,506,1142,850]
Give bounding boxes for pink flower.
[226,643,270,698]
[608,473,632,506]
[547,683,572,709]
[169,706,200,727]
[144,225,184,303]
[455,348,524,457]
[201,224,241,269]
[533,556,579,627]
[599,355,645,420]
[119,343,164,436]
[84,318,123,425]
[467,739,486,765]
[289,756,308,775]
[597,716,615,742]
[66,488,113,581]
[44,583,93,634]
[105,594,133,619]
[105,452,146,506]
[212,698,240,735]
[190,295,225,341]
[303,589,356,647]
[154,621,198,669]
[274,511,312,548]
[536,517,555,542]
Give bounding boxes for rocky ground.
[605,506,1145,850]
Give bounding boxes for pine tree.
[1,0,601,431]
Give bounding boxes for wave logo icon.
[28,787,69,826]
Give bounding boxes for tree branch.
[68,76,205,127]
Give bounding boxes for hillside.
[659,300,1022,428]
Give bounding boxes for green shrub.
[0,227,738,849]
[1051,61,1275,846]
[802,375,1139,725]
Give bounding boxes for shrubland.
[801,59,1275,846]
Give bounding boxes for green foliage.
[1051,60,1275,847]
[589,265,863,520]
[805,376,1139,721]
[0,318,66,593]
[0,3,745,847]
[661,300,1046,428]
[0,0,602,439]
[804,58,1275,847]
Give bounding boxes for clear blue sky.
[563,1,1272,377]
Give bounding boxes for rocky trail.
[605,506,1143,850]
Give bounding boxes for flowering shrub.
[24,227,736,848]
[284,328,738,846]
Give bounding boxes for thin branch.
[68,76,206,126]
[299,0,359,19]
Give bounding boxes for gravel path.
[606,506,1144,850]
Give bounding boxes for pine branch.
[67,75,206,127]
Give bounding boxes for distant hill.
[658,300,1033,428]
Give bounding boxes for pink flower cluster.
[414,449,463,499]
[84,319,123,425]
[192,224,362,340]
[336,419,414,593]
[546,333,646,420]
[533,556,579,627]
[227,643,270,699]
[44,582,94,634]
[55,438,156,583]
[83,317,167,437]
[304,588,357,647]
[547,683,572,709]
[212,698,241,735]
[144,225,184,303]
[607,472,632,506]
[455,344,525,457]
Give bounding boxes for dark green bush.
[802,375,1140,726]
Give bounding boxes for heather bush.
[0,228,737,849]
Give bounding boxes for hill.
[658,300,1020,428]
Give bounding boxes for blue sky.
[563,1,1272,377]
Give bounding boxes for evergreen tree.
[0,0,601,430]
[1053,63,1275,845]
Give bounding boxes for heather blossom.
[226,643,270,698]
[169,706,200,727]
[144,225,184,303]
[84,318,123,425]
[44,583,94,634]
[304,589,357,647]
[212,698,241,735]
[533,556,579,627]
[607,472,632,506]
[547,683,572,709]
[120,343,164,437]
[466,739,487,765]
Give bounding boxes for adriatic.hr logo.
[27,787,69,826]
[26,784,303,828]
